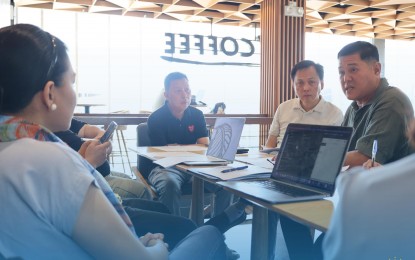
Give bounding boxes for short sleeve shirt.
[268,97,343,147]
[147,104,208,146]
[70,118,86,134]
[342,78,414,164]
[0,139,95,259]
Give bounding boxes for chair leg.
[119,129,133,177]
[131,166,158,200]
[115,129,126,172]
[211,193,216,217]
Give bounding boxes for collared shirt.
[268,97,343,147]
[342,78,414,164]
[0,139,95,259]
[147,103,208,146]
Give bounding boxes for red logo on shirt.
[188,125,195,132]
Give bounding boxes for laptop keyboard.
[255,180,319,197]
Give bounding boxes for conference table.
[177,162,335,260]
[135,146,334,260]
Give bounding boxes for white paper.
[190,163,271,181]
[141,152,203,160]
[155,145,207,152]
[153,154,210,168]
[235,156,275,170]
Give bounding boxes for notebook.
[218,123,353,203]
[183,117,246,166]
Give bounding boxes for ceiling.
[14,0,415,40]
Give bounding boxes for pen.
[267,158,275,165]
[221,165,248,173]
[371,139,378,167]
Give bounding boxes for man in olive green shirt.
[282,41,414,260]
[338,41,413,168]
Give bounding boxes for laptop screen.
[206,117,246,162]
[272,123,352,192]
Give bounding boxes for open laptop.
[183,117,246,166]
[218,123,353,203]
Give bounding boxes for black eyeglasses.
[45,37,57,82]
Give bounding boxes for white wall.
[0,0,10,27]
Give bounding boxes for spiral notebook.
[183,117,246,166]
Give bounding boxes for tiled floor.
[224,217,290,260]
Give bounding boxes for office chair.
[134,122,158,199]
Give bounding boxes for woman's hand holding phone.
[100,121,118,143]
[79,140,111,168]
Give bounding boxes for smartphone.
[100,121,118,143]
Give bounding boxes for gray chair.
[135,122,215,217]
[136,122,154,179]
[134,123,158,199]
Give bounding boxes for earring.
[51,103,57,111]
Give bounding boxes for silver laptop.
[218,123,353,203]
[183,117,246,166]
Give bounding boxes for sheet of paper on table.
[153,154,210,168]
[235,156,275,170]
[189,163,271,181]
[154,145,207,152]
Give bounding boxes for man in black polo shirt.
[147,72,235,218]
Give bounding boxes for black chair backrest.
[136,123,154,178]
[136,123,151,147]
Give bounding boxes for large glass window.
[305,33,415,112]
[305,33,370,113]
[16,8,260,115]
[385,40,415,106]
[0,0,10,27]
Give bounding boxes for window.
[305,33,370,113]
[16,8,260,115]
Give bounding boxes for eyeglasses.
[45,37,57,82]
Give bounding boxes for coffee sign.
[162,32,259,66]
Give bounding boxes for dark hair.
[211,102,226,114]
[407,120,415,148]
[0,24,68,113]
[337,41,379,62]
[164,72,188,91]
[290,60,324,81]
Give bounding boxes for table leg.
[85,106,90,114]
[251,205,272,260]
[190,177,204,226]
